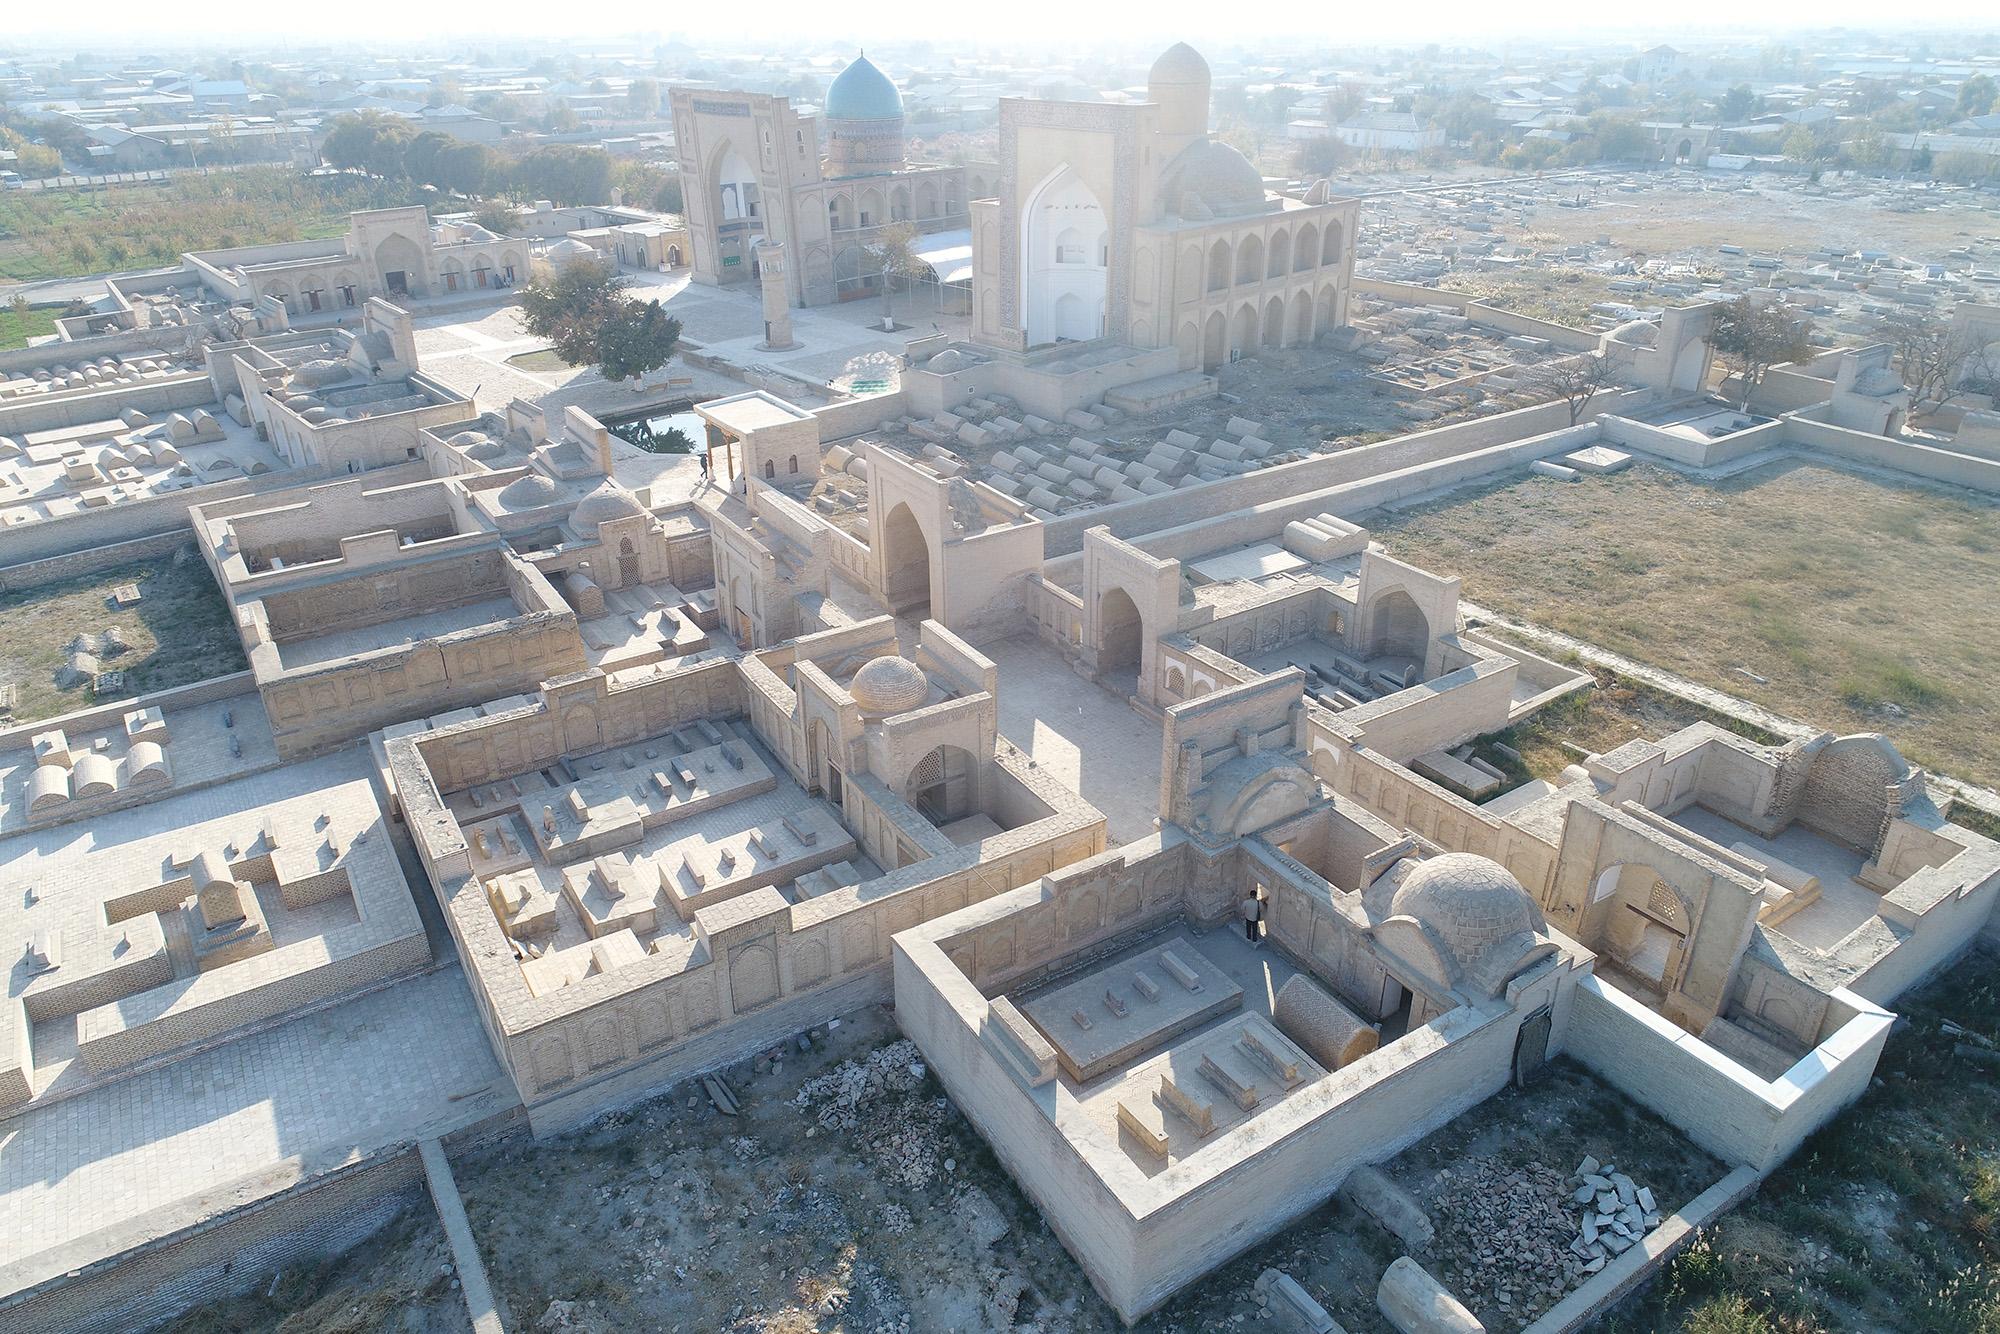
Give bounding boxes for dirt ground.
[162,1203,469,1334]
[1496,176,1998,266]
[169,998,1723,1334]
[1364,457,2000,789]
[0,545,246,724]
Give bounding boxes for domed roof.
[569,478,648,535]
[1149,42,1211,88]
[291,359,350,389]
[1389,853,1544,978]
[847,655,929,715]
[1607,318,1659,348]
[496,471,560,509]
[1159,138,1268,218]
[825,54,903,122]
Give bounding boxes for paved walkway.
[0,966,513,1294]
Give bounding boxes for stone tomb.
[1022,935,1244,1083]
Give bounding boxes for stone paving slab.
[0,965,512,1293]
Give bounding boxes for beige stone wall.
[895,837,1577,1322]
[1564,975,1891,1173]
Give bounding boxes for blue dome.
[825,54,903,122]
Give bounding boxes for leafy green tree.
[519,258,681,382]
[438,142,495,196]
[511,144,611,205]
[320,111,411,177]
[1718,84,1757,122]
[595,299,684,382]
[652,174,684,214]
[402,130,454,187]
[473,200,517,235]
[1957,73,1997,118]
[625,78,661,118]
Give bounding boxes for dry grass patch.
[0,549,245,723]
[1368,459,2000,788]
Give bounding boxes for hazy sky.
[5,1,1997,49]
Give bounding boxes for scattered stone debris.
[792,1037,928,1132]
[1428,1157,1587,1321]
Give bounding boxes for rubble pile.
[791,1038,927,1131]
[1567,1153,1663,1267]
[1427,1158,1586,1319]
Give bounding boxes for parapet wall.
[1564,975,1890,1173]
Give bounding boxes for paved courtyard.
[0,965,512,1293]
[983,634,1162,847]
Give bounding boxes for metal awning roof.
[912,228,973,286]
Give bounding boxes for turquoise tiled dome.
[825,54,903,122]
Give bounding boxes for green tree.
[652,174,684,214]
[319,111,411,177]
[1708,296,1814,410]
[512,144,611,204]
[1957,73,1997,118]
[1781,126,1820,162]
[595,299,684,382]
[473,200,517,235]
[519,258,680,382]
[437,142,495,196]
[402,130,454,187]
[1717,84,1757,122]
[625,78,661,118]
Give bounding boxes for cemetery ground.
[0,546,245,723]
[1368,457,2000,791]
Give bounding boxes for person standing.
[1240,891,1263,945]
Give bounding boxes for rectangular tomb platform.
[1105,1012,1328,1168]
[1022,936,1244,1084]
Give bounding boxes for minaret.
[754,240,798,351]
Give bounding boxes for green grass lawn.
[0,304,58,348]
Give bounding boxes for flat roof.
[696,390,817,436]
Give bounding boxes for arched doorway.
[1592,865,1690,988]
[1263,295,1286,348]
[713,145,760,221]
[1293,297,1314,344]
[1098,586,1143,678]
[882,502,931,613]
[809,718,841,807]
[1203,311,1228,371]
[1175,320,1200,370]
[1022,166,1108,347]
[374,232,426,297]
[908,744,978,824]
[1231,304,1258,359]
[1366,589,1429,663]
